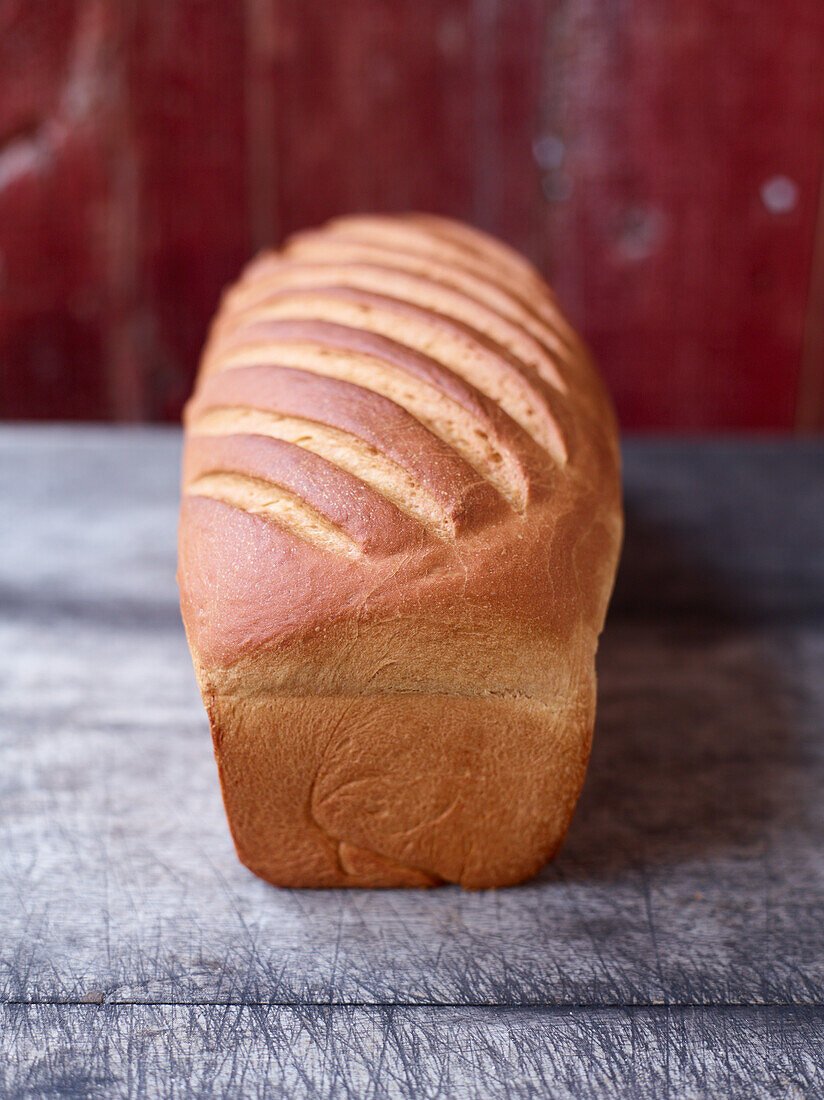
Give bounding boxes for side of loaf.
[178,213,622,889]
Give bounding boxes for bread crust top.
[179,214,622,676]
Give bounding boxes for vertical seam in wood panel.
[537,1,575,302]
[103,0,145,421]
[472,0,501,232]
[243,0,279,250]
[536,1,562,279]
[796,149,824,432]
[523,3,547,269]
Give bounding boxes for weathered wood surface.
[2,1006,823,1100]
[1,429,824,1096]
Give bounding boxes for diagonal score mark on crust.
[323,214,550,301]
[327,222,583,361]
[206,290,568,464]
[189,408,457,539]
[225,261,563,393]
[282,232,576,367]
[212,341,528,511]
[336,212,558,310]
[404,213,586,347]
[186,471,363,558]
[404,212,585,347]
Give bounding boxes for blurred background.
[0,0,822,430]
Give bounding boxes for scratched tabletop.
[1,428,824,1099]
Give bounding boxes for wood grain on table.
[1,429,823,1098]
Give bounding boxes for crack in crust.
[184,214,589,558]
[209,333,529,510]
[225,259,565,392]
[186,472,363,559]
[189,408,456,539]
[206,297,569,463]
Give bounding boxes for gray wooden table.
[2,428,824,1099]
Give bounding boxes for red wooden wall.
[1,0,823,429]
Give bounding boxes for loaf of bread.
[178,213,622,889]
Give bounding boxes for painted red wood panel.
[268,0,477,234]
[0,0,113,419]
[123,1,251,421]
[130,0,547,420]
[265,0,544,257]
[473,0,545,262]
[0,1,822,428]
[541,0,824,430]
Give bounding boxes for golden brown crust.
[178,213,622,889]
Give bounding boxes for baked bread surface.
[179,213,622,889]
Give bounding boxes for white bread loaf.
[178,213,622,889]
